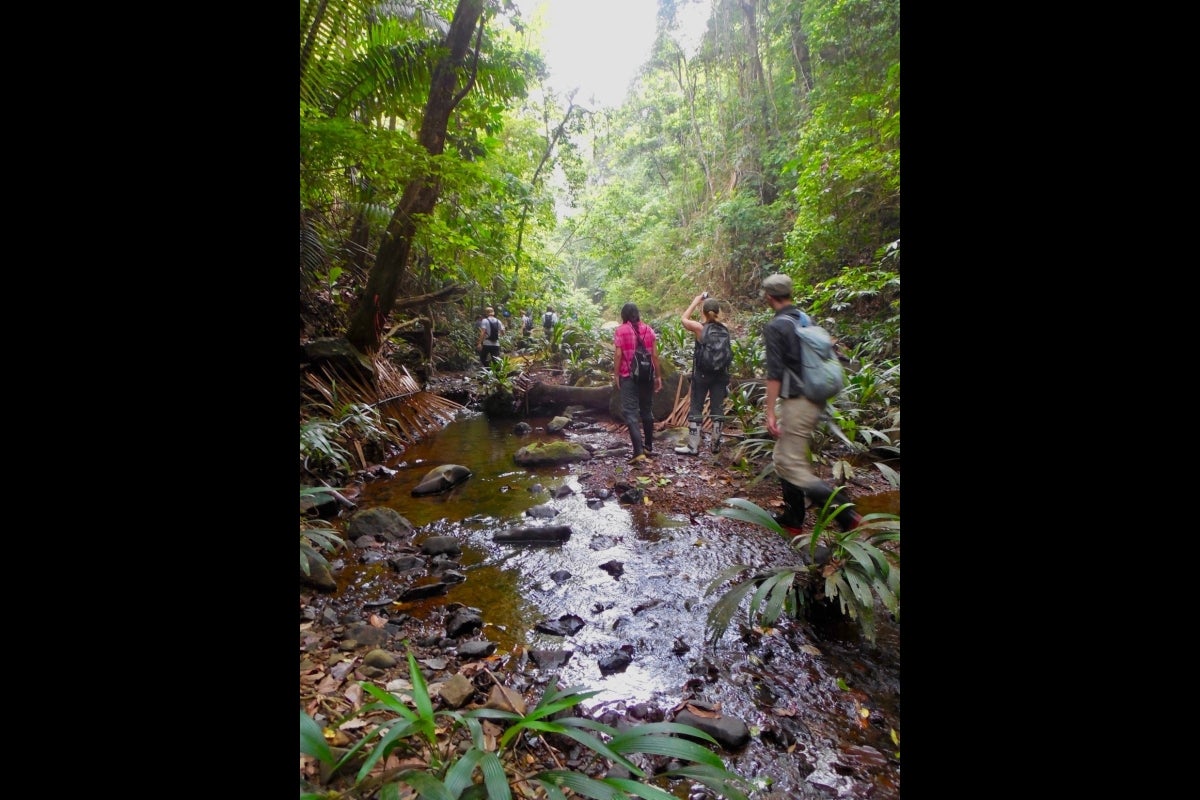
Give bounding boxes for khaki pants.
[772,394,826,495]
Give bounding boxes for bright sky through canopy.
[514,0,660,108]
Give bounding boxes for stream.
[324,411,900,799]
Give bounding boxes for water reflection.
[345,411,900,799]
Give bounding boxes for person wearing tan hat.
[674,292,731,455]
[760,273,861,532]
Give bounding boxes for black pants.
[687,369,729,424]
[620,377,655,456]
[480,344,500,366]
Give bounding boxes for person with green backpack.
[760,273,861,532]
[674,292,732,455]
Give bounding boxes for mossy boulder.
[513,440,592,466]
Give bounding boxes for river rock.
[411,464,472,496]
[529,648,573,669]
[457,640,496,660]
[438,673,476,708]
[494,525,572,545]
[346,507,415,542]
[526,504,559,519]
[513,440,592,466]
[420,536,462,556]
[446,610,483,637]
[673,707,751,751]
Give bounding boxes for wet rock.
[535,614,585,636]
[628,703,664,722]
[438,673,476,708]
[513,422,532,435]
[363,649,396,669]
[528,483,545,494]
[343,624,390,648]
[673,708,751,750]
[389,555,425,572]
[619,487,644,504]
[552,484,575,499]
[458,640,496,660]
[513,440,592,466]
[525,504,560,519]
[420,536,462,556]
[587,498,604,510]
[599,560,624,579]
[598,649,633,676]
[446,610,484,638]
[529,648,573,669]
[549,570,572,584]
[346,507,415,542]
[494,525,572,544]
[672,638,691,655]
[301,561,337,592]
[399,581,448,601]
[546,416,571,433]
[439,569,467,584]
[411,464,473,496]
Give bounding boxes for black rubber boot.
[772,479,807,531]
[643,420,655,454]
[807,484,861,531]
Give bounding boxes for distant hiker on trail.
[521,309,534,340]
[760,273,861,533]
[542,306,558,338]
[477,306,505,367]
[613,302,662,465]
[675,292,732,455]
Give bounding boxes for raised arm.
[680,293,705,336]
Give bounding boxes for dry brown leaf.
[339,718,369,730]
[484,684,527,715]
[460,662,486,678]
[316,675,342,694]
[799,644,822,656]
[685,702,722,718]
[773,706,797,717]
[345,682,363,707]
[369,613,388,628]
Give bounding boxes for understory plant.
[704,490,899,645]
[300,487,345,576]
[301,650,751,800]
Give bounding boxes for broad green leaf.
[602,776,676,800]
[536,770,625,800]
[399,770,456,800]
[299,710,334,764]
[443,747,484,797]
[661,763,751,800]
[479,750,511,800]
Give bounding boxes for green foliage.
[300,650,752,800]
[300,487,345,576]
[704,490,899,645]
[301,401,401,480]
[300,418,355,476]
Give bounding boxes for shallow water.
[339,411,900,798]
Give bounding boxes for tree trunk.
[346,0,486,355]
[527,382,613,410]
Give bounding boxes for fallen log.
[524,372,685,420]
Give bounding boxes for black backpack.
[486,317,500,341]
[695,321,732,374]
[543,312,554,328]
[629,322,654,383]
